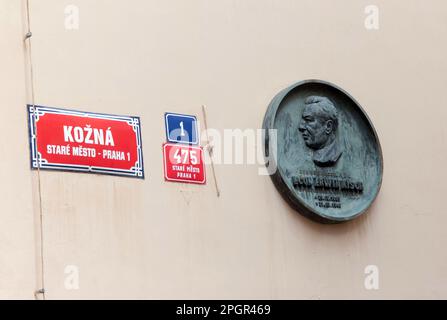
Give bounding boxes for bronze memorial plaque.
[263,80,383,223]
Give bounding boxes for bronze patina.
[263,80,383,224]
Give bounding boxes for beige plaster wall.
[0,0,37,299]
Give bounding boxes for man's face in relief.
[299,105,334,150]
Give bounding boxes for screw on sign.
[163,143,206,184]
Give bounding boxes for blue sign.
[165,112,199,145]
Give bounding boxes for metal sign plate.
[28,105,144,178]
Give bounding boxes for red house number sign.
[163,143,206,184]
[28,105,144,178]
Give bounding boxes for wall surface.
[0,0,37,299]
[1,0,447,299]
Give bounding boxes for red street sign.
[28,105,144,178]
[163,143,206,184]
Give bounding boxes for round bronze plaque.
[263,80,383,223]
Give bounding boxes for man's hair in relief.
[304,96,338,130]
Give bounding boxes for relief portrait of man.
[298,96,343,167]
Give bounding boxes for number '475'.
[174,148,198,165]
